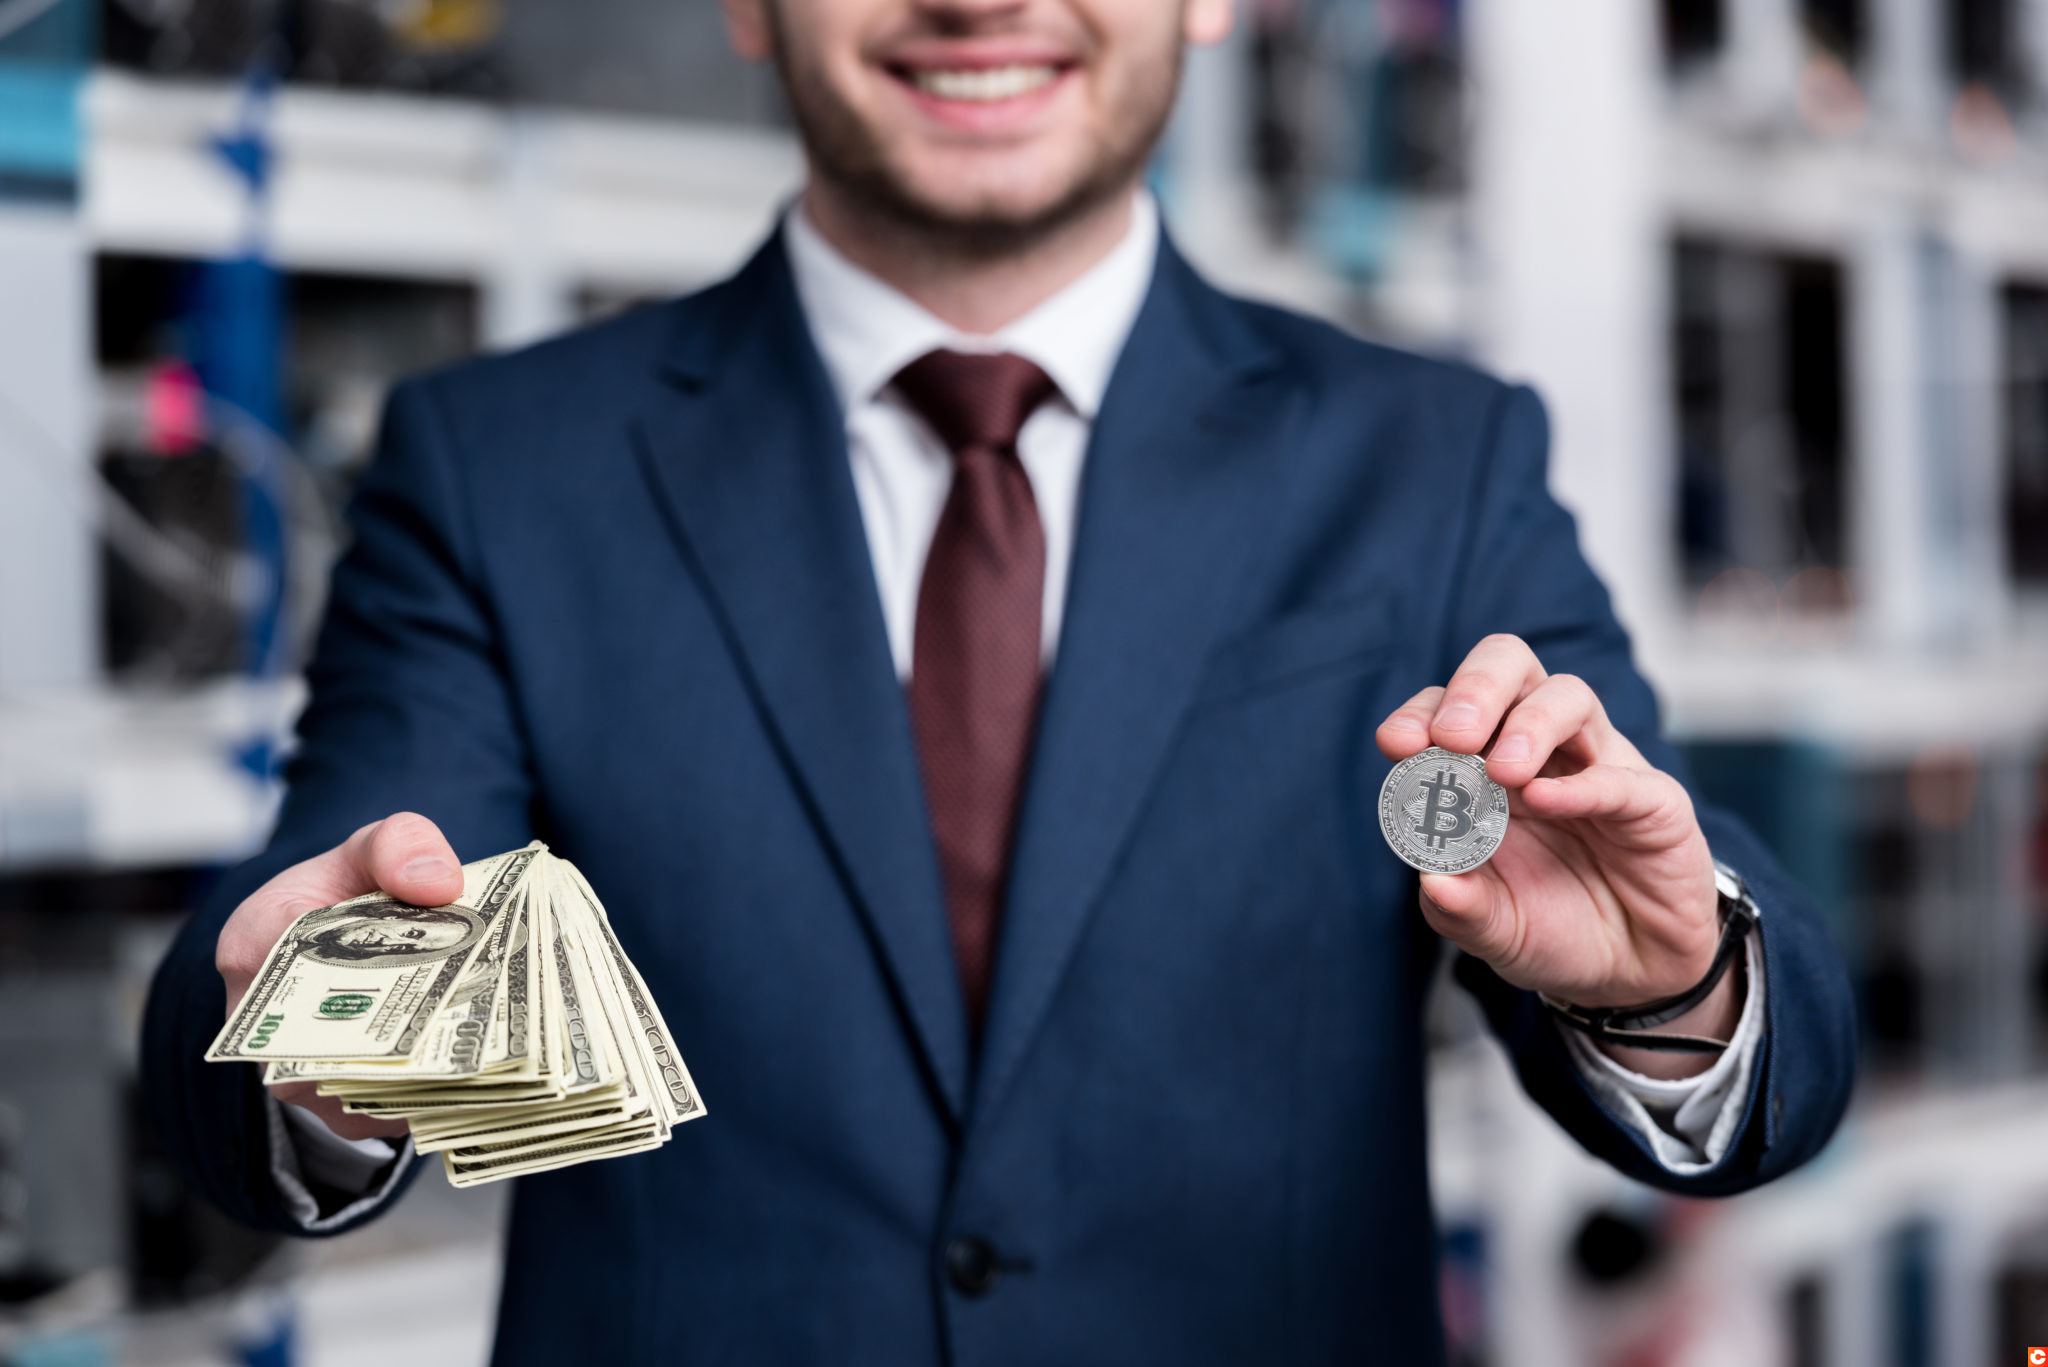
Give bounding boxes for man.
[143,0,1857,1358]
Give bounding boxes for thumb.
[247,812,464,920]
[1417,869,1516,964]
[342,812,465,907]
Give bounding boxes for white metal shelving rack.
[0,71,806,872]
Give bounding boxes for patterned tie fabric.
[893,349,1057,1035]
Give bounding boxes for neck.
[798,179,1140,335]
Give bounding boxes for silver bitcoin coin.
[1378,747,1510,875]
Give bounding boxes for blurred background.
[0,0,2043,1362]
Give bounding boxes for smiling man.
[141,0,1856,1361]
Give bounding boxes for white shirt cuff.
[1561,927,1767,1176]
[265,1092,414,1231]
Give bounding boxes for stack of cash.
[206,843,703,1186]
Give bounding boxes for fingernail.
[402,855,457,883]
[1389,714,1425,733]
[1492,734,1531,763]
[1438,702,1482,730]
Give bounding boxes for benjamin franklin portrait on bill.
[295,899,486,969]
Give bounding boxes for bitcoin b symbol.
[1381,747,1508,874]
[1416,768,1474,849]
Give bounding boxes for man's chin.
[848,166,1127,252]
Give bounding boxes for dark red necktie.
[893,349,1057,1034]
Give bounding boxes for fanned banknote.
[207,843,704,1186]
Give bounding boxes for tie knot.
[892,349,1057,456]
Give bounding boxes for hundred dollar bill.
[329,886,616,1114]
[445,1129,667,1188]
[558,861,702,1124]
[208,844,542,1064]
[271,878,542,1087]
[214,843,703,1186]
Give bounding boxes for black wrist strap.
[1542,863,1759,1055]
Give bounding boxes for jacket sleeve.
[1441,384,1858,1198]
[141,376,538,1235]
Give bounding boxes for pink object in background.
[142,359,207,455]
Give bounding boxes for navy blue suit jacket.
[144,229,1855,1364]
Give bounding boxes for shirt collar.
[782,191,1160,421]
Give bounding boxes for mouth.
[904,64,1062,102]
[880,44,1079,130]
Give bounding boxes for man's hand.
[217,813,464,1141]
[1375,635,1739,1080]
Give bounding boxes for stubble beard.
[769,10,1182,263]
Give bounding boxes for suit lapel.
[973,241,1297,1122]
[632,236,970,1122]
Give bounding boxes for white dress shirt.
[782,191,1158,679]
[272,192,1765,1216]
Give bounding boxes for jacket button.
[946,1236,999,1297]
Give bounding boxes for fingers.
[1379,635,1640,786]
[1483,672,1610,786]
[1518,763,1693,836]
[268,1080,411,1143]
[1428,634,1546,754]
[1375,686,1445,760]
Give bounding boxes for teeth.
[911,65,1058,102]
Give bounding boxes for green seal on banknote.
[317,992,375,1019]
